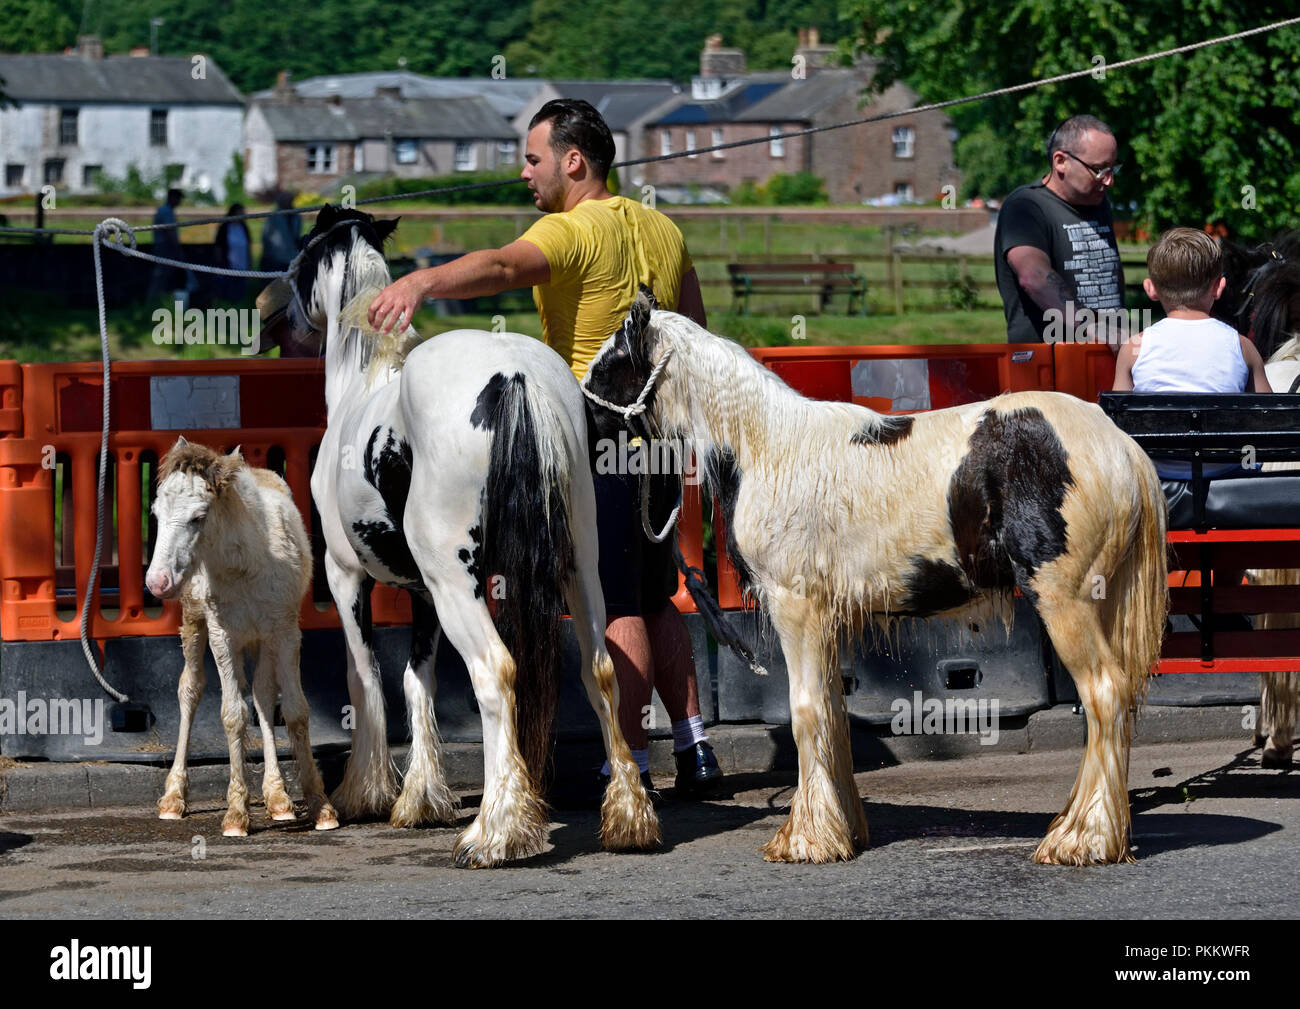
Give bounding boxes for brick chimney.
[794,26,836,71]
[76,35,105,60]
[273,70,297,103]
[700,34,745,78]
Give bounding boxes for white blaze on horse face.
[146,472,213,599]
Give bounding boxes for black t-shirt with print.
[994,182,1124,343]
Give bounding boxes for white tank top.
[1130,316,1249,479]
[1131,316,1249,393]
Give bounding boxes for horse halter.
[579,345,675,421]
[579,346,681,543]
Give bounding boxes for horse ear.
[628,284,657,351]
[373,217,399,243]
[315,203,338,232]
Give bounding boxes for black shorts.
[589,426,680,617]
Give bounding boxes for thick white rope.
[579,346,674,420]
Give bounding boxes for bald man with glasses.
[994,114,1126,349]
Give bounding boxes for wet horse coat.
[585,292,1168,864]
[297,206,658,866]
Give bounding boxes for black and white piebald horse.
[296,205,658,866]
[584,289,1168,865]
[1218,232,1300,766]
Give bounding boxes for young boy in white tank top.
[1114,227,1271,402]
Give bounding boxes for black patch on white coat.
[851,415,914,447]
[583,287,660,443]
[471,373,513,431]
[902,407,1072,614]
[457,523,485,599]
[352,425,421,587]
[350,574,376,647]
[706,447,755,593]
[408,591,439,669]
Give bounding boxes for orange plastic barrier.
[1052,342,1118,402]
[750,342,1054,411]
[0,359,702,647]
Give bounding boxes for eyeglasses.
[1063,150,1121,181]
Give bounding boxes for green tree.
[845,0,1300,239]
[0,0,76,52]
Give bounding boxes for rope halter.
[579,346,681,543]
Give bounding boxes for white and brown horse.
[584,290,1168,865]
[147,438,338,835]
[295,205,657,866]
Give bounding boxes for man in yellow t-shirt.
[368,99,721,800]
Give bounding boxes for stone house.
[0,36,244,200]
[245,74,520,194]
[643,32,959,204]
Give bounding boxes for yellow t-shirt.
[519,196,693,380]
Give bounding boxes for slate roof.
[651,70,861,126]
[254,71,544,119]
[542,81,682,131]
[252,95,516,142]
[0,52,243,104]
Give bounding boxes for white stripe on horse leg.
[1035,597,1135,865]
[566,571,660,852]
[427,579,547,868]
[324,553,399,821]
[251,643,295,821]
[158,610,206,820]
[273,626,339,830]
[207,624,251,838]
[762,593,867,863]
[390,595,458,827]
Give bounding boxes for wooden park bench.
[1100,392,1300,672]
[727,261,867,316]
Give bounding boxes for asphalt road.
[1,738,1296,921]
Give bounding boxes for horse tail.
[481,373,571,793]
[1101,442,1169,709]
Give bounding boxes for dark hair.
[528,99,616,181]
[1047,114,1114,159]
[166,187,183,205]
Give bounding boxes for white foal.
[147,437,338,836]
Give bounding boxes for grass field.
[1,200,1029,362]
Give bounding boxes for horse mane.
[159,440,244,494]
[297,225,424,389]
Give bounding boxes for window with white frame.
[454,142,477,172]
[6,164,25,188]
[892,126,915,158]
[43,159,65,184]
[660,130,672,157]
[894,181,914,201]
[354,143,364,173]
[82,164,102,188]
[686,129,696,158]
[394,139,418,165]
[711,127,724,159]
[497,139,518,165]
[306,144,337,174]
[769,125,784,158]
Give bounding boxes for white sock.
[672,715,707,752]
[602,748,651,776]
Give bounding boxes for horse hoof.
[314,816,340,831]
[270,810,298,822]
[222,825,248,838]
[157,809,184,821]
[1262,746,1293,769]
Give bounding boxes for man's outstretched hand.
[367,272,428,334]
